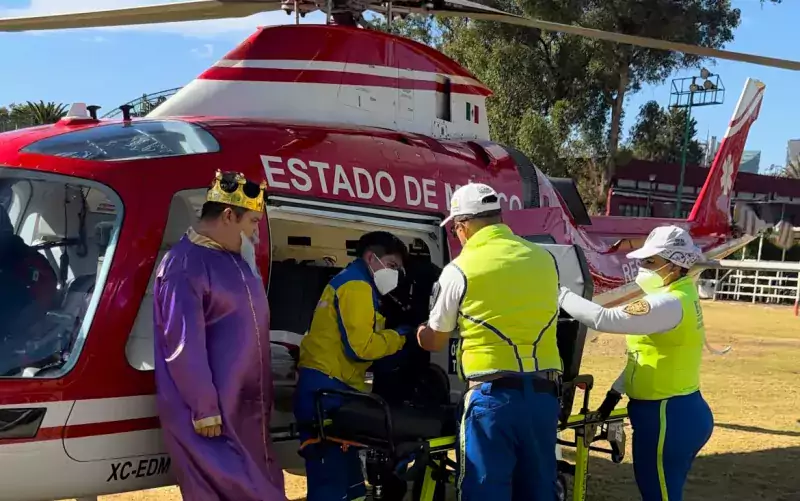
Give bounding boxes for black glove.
[596,389,623,420]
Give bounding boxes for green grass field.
[66,300,800,501]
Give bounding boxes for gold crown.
[206,170,267,212]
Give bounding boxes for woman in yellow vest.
[559,225,713,501]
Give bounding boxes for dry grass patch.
[63,301,800,501]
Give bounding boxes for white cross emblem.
[720,155,734,196]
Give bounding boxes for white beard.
[240,230,261,278]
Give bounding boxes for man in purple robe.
[153,170,287,501]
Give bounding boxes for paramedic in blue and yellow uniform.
[559,225,714,501]
[294,231,413,501]
[416,183,563,501]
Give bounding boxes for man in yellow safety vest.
[416,183,563,501]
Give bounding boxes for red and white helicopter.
[0,1,787,500]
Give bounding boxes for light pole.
[646,174,657,217]
[669,69,725,218]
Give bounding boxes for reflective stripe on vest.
[452,224,563,380]
[625,277,705,400]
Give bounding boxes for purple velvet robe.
[153,232,286,501]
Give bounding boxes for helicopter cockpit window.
[0,169,123,378]
[20,120,220,161]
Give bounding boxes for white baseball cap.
[441,183,502,227]
[626,225,703,269]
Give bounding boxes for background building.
[699,136,719,168]
[739,150,761,174]
[787,139,800,167]
[607,158,800,223]
[699,136,760,173]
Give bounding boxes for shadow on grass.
[290,446,800,501]
[579,446,800,501]
[716,422,800,438]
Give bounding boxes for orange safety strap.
[297,435,367,453]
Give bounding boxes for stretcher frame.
[310,244,622,500]
[314,376,628,501]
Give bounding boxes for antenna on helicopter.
[119,105,133,122]
[59,102,101,125]
[86,105,101,120]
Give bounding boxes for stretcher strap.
[299,434,369,453]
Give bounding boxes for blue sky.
[0,0,797,171]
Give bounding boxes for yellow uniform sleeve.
[334,280,406,361]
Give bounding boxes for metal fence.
[699,233,800,312]
[709,268,800,305]
[102,87,182,119]
[0,119,37,133]
[0,87,183,130]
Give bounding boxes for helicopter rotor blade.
[0,0,282,32]
[383,0,800,71]
[1,0,800,71]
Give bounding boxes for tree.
[514,0,742,199]
[0,106,10,133]
[370,11,598,184]
[367,14,439,47]
[369,1,746,208]
[779,157,800,179]
[10,101,68,125]
[628,100,703,165]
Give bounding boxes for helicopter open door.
[125,195,199,373]
[125,189,274,372]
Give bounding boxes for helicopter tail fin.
[688,78,765,234]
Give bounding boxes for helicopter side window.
[435,75,452,122]
[0,169,123,378]
[20,120,220,162]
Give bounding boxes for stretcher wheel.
[556,473,567,501]
[371,473,407,501]
[432,479,445,501]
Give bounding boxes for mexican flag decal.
[466,102,480,124]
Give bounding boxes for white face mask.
[370,256,399,295]
[240,230,260,277]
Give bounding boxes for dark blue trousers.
[628,391,714,501]
[457,376,560,501]
[293,368,366,501]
